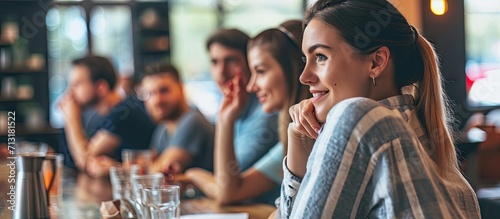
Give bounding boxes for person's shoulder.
[179,108,213,130]
[105,95,153,127]
[331,97,381,112]
[327,97,391,121]
[183,108,209,123]
[107,96,138,117]
[113,95,135,108]
[152,123,167,135]
[319,97,413,153]
[324,97,401,132]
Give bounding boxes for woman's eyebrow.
[304,44,332,54]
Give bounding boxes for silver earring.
[372,76,377,86]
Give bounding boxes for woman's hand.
[289,99,321,139]
[286,99,319,178]
[218,73,248,123]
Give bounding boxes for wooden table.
[0,163,275,219]
[182,198,275,219]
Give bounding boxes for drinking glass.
[131,173,163,218]
[109,165,139,200]
[109,165,141,218]
[122,149,153,174]
[143,185,180,219]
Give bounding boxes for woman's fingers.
[298,110,317,139]
[290,102,313,139]
[290,107,310,138]
[289,99,320,139]
[302,101,320,138]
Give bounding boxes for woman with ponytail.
[275,0,481,218]
[187,20,310,205]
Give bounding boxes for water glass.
[131,173,163,218]
[143,185,180,219]
[122,149,153,174]
[109,165,139,200]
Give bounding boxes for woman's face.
[246,46,287,113]
[301,18,373,123]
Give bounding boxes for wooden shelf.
[134,1,171,83]
[0,1,51,143]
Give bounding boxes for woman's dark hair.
[305,0,457,176]
[248,20,310,151]
[72,55,117,90]
[305,0,423,88]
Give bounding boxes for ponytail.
[415,34,458,176]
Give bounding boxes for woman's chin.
[262,105,273,114]
[312,105,329,124]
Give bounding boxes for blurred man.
[59,56,155,176]
[140,64,214,173]
[206,29,279,171]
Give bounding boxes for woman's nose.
[246,73,258,93]
[299,64,316,85]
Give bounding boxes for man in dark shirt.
[59,56,155,177]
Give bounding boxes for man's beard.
[88,95,100,106]
[161,105,184,121]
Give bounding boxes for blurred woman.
[186,20,310,205]
[275,0,481,218]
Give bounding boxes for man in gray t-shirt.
[150,109,213,171]
[140,64,214,173]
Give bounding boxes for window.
[48,1,135,128]
[47,6,88,127]
[171,0,304,121]
[48,0,307,126]
[465,0,500,108]
[222,0,303,36]
[90,6,134,77]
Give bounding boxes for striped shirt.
[278,87,481,218]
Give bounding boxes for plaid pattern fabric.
[278,87,480,219]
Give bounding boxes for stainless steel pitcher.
[13,152,57,219]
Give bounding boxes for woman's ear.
[370,46,391,78]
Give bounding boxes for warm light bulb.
[431,0,448,15]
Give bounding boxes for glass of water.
[131,173,164,218]
[109,165,139,199]
[143,185,180,219]
[122,149,153,174]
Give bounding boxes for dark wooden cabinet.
[133,1,170,82]
[0,0,170,149]
[0,0,58,141]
